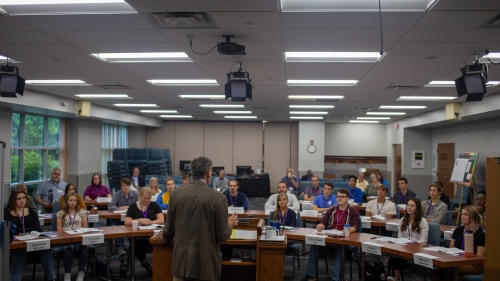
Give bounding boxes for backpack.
[365,260,387,281]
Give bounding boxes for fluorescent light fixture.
[26,80,90,86]
[285,52,383,63]
[379,105,427,109]
[0,0,124,4]
[280,0,437,12]
[290,111,328,115]
[0,0,137,16]
[290,116,324,120]
[427,80,500,87]
[398,96,455,101]
[113,104,158,107]
[366,112,406,116]
[357,117,391,120]
[179,95,225,99]
[288,95,344,100]
[289,105,335,109]
[0,55,21,63]
[480,52,500,63]
[224,116,258,119]
[90,52,192,63]
[199,104,245,108]
[75,94,130,99]
[349,120,379,123]
[147,79,219,86]
[160,115,192,118]
[214,111,252,114]
[140,110,178,113]
[287,80,358,86]
[487,81,500,86]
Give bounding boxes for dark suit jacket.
[130,173,145,187]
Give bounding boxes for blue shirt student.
[348,186,363,203]
[313,194,337,208]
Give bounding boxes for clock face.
[307,144,316,153]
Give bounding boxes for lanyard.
[141,204,149,218]
[278,210,288,225]
[94,185,101,196]
[333,209,346,229]
[68,210,78,230]
[124,193,131,206]
[377,200,386,215]
[17,209,25,234]
[425,201,435,217]
[407,223,412,239]
[230,195,237,206]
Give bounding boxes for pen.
[371,236,377,239]
[422,244,430,247]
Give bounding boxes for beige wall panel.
[147,121,176,171]
[203,122,234,173]
[264,122,292,190]
[174,122,204,175]
[233,123,263,174]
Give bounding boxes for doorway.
[393,144,402,191]
[437,143,455,198]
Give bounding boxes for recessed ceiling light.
[357,117,390,120]
[280,0,437,12]
[398,96,455,101]
[290,116,324,120]
[199,104,245,108]
[287,80,358,86]
[224,116,258,119]
[427,81,500,87]
[26,80,90,86]
[288,95,344,100]
[75,94,130,99]
[366,112,406,115]
[285,52,384,63]
[214,111,252,114]
[90,52,192,63]
[179,95,225,99]
[114,104,158,107]
[140,110,178,113]
[289,105,335,109]
[147,79,219,86]
[379,105,427,109]
[349,120,379,123]
[160,115,193,118]
[289,111,328,115]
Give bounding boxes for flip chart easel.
[450,152,478,225]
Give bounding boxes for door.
[437,143,455,199]
[393,144,402,191]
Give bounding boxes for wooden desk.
[84,199,111,208]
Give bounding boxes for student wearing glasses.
[301,188,361,281]
[304,176,323,202]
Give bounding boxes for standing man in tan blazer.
[159,156,238,281]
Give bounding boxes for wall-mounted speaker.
[77,100,91,117]
[445,103,461,120]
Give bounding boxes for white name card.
[120,213,126,221]
[302,202,313,210]
[413,253,437,269]
[26,239,50,252]
[443,230,453,240]
[39,218,45,225]
[96,197,112,203]
[228,207,245,214]
[301,210,319,217]
[81,233,104,245]
[361,242,382,255]
[386,222,399,232]
[305,234,326,246]
[361,220,372,229]
[153,229,162,236]
[265,209,274,215]
[88,214,99,223]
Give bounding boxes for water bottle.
[48,189,54,203]
[344,223,351,237]
[464,229,474,257]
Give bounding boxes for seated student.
[301,170,313,181]
[304,176,323,201]
[365,173,382,197]
[356,171,369,192]
[212,169,229,193]
[432,205,485,281]
[365,185,396,218]
[60,183,87,211]
[377,171,389,187]
[180,174,190,187]
[156,177,175,210]
[148,177,161,201]
[393,177,417,205]
[387,198,429,281]
[427,180,451,209]
[301,188,361,281]
[15,184,38,213]
[57,192,89,281]
[422,183,448,224]
[224,179,248,211]
[476,191,486,227]
[269,193,297,227]
[125,187,164,275]
[4,190,56,281]
[347,175,363,204]
[130,167,145,189]
[312,182,337,212]
[265,181,300,212]
[83,173,111,200]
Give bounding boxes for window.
[11,113,61,196]
[102,124,128,186]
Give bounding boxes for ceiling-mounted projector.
[0,64,25,98]
[218,35,246,56]
[225,63,252,102]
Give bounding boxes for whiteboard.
[450,152,479,186]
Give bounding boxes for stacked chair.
[107,149,129,192]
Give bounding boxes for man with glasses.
[301,188,361,281]
[347,175,363,204]
[281,167,299,192]
[356,171,369,192]
[304,176,323,201]
[34,167,67,213]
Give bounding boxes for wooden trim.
[325,156,387,164]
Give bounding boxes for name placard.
[305,234,326,246]
[301,210,319,217]
[361,220,372,229]
[228,207,245,214]
[265,209,274,215]
[361,242,382,255]
[302,202,313,210]
[386,222,399,232]
[413,253,437,269]
[120,213,126,221]
[26,239,50,252]
[88,214,99,223]
[39,218,45,225]
[81,233,104,245]
[96,197,112,203]
[443,230,453,240]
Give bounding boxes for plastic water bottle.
[48,189,54,203]
[464,229,474,257]
[344,223,351,237]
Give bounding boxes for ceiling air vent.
[96,84,131,90]
[385,85,420,90]
[480,13,500,28]
[150,12,216,28]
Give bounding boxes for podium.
[150,219,287,281]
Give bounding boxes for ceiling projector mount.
[454,50,498,102]
[189,35,246,56]
[225,62,252,102]
[0,58,25,98]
